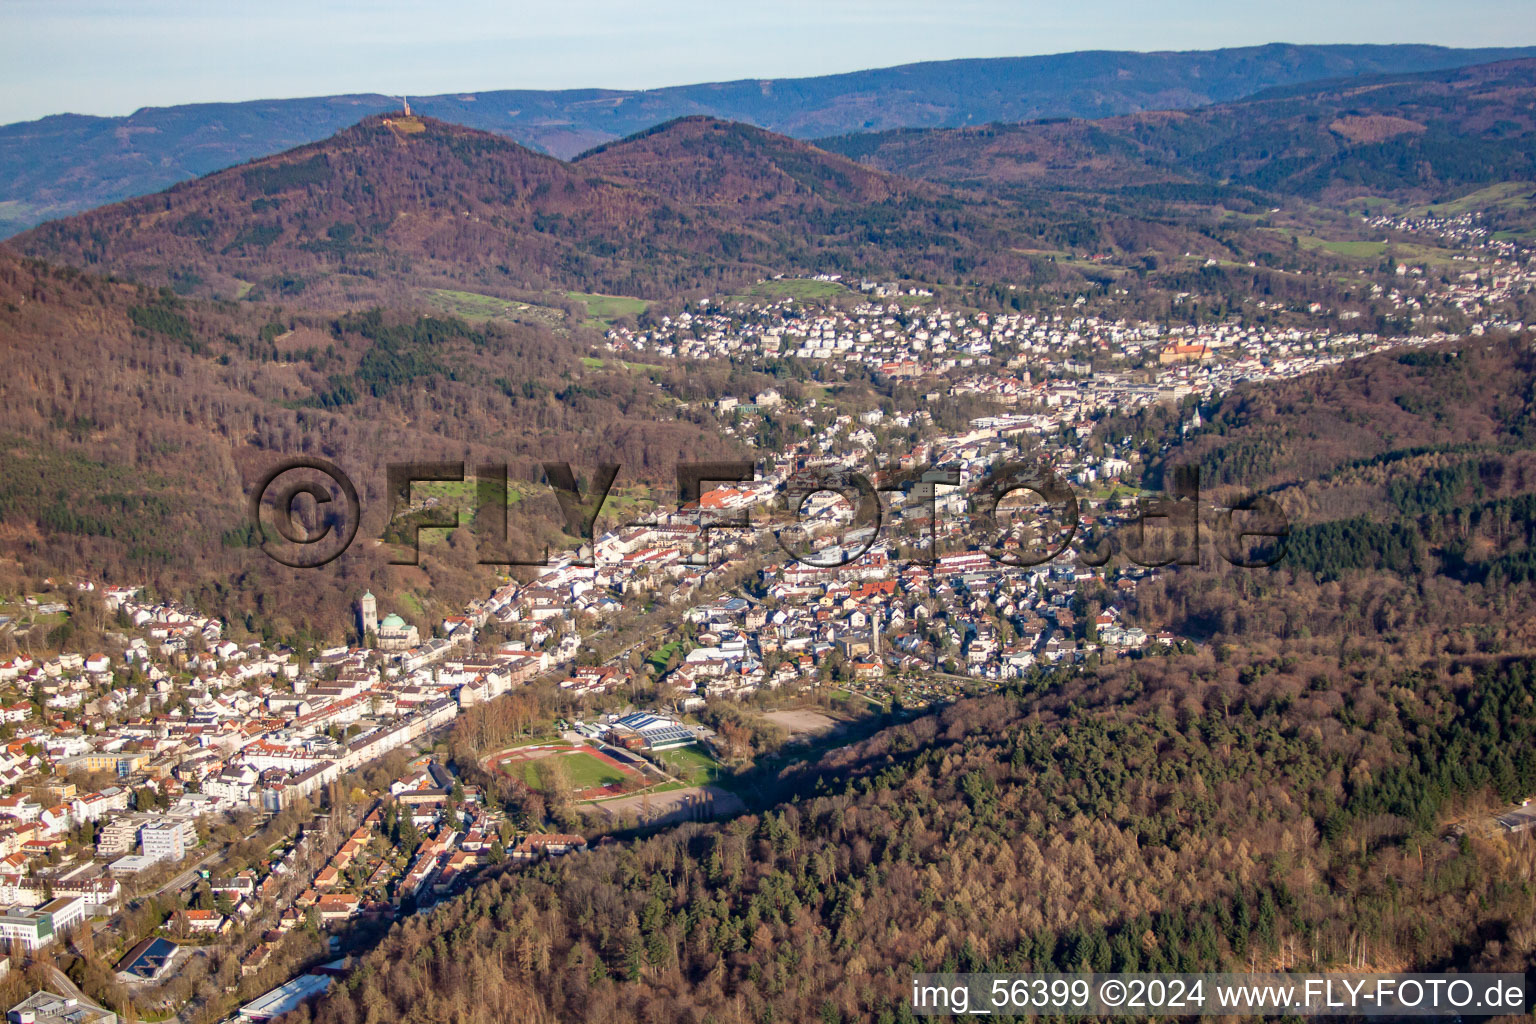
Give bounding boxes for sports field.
[655,743,722,785]
[486,742,642,799]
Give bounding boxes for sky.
[2,0,1534,124]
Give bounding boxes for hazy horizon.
[3,0,1534,124]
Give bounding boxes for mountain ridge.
[6,42,1536,236]
[817,57,1536,201]
[572,116,916,211]
[11,113,1072,301]
[20,57,1536,307]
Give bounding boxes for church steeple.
[358,590,378,640]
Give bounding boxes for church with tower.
[357,590,418,650]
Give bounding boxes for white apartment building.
[139,820,196,863]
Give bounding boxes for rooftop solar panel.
[119,936,178,979]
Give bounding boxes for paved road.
[137,820,266,905]
[137,848,220,904]
[46,964,88,1003]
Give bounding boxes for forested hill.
[1129,335,1536,634]
[573,117,915,211]
[294,333,1536,1024]
[8,114,1148,301]
[11,115,707,302]
[820,58,1536,201]
[0,252,753,646]
[19,106,1486,310]
[6,43,1536,236]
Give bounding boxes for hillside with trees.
[0,253,748,647]
[296,585,1536,1023]
[821,59,1536,203]
[277,331,1536,1024]
[19,102,1504,314]
[574,118,915,211]
[1106,334,1536,648]
[11,115,1113,303]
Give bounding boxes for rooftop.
[237,973,332,1022]
[116,935,178,981]
[7,990,116,1024]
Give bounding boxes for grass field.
[647,639,687,673]
[1385,242,1477,269]
[381,477,527,551]
[1290,234,1473,269]
[1338,195,1403,214]
[1296,237,1389,259]
[410,477,525,506]
[422,288,563,326]
[501,748,630,791]
[593,487,659,529]
[581,356,666,373]
[656,743,721,785]
[725,278,848,304]
[828,686,888,711]
[567,291,649,328]
[557,751,629,789]
[1082,482,1138,503]
[1410,181,1535,218]
[405,475,650,534]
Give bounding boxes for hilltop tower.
[358,590,378,641]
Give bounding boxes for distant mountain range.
[5,42,1536,237]
[820,58,1536,201]
[15,56,1536,306]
